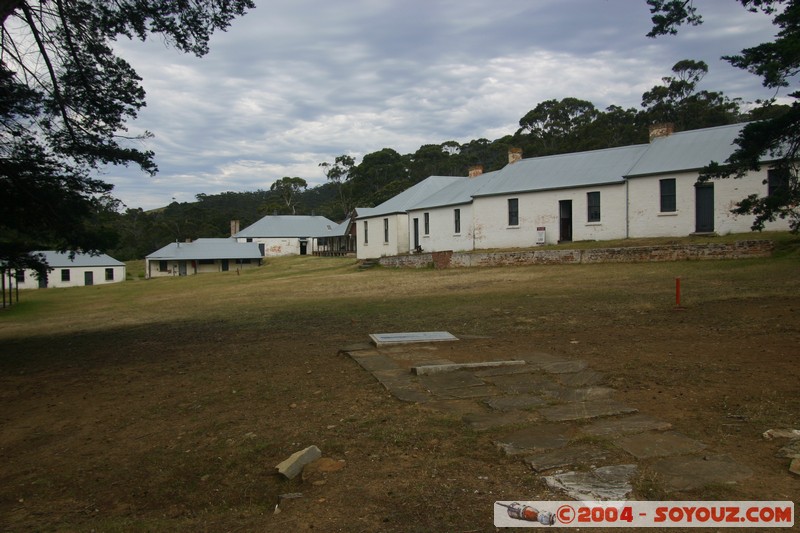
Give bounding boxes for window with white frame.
[454,208,461,234]
[587,191,601,222]
[508,198,519,226]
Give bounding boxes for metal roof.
[355,176,465,219]
[409,170,501,210]
[32,251,125,268]
[626,123,752,177]
[472,144,649,198]
[146,238,262,261]
[234,215,338,238]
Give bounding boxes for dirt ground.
[0,259,798,531]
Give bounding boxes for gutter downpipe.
[625,179,630,239]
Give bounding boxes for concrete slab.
[517,352,572,367]
[540,400,637,422]
[525,444,613,473]
[464,411,542,432]
[389,387,432,403]
[371,369,413,390]
[412,360,525,375]
[485,394,547,411]
[649,454,753,492]
[616,431,705,459]
[539,360,589,374]
[495,425,576,456]
[484,373,559,395]
[544,464,637,501]
[580,414,673,438]
[349,353,402,373]
[543,386,615,402]
[435,385,499,400]
[555,369,605,387]
[474,365,541,377]
[418,371,485,392]
[369,331,458,347]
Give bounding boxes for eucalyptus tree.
[0,0,255,272]
[647,0,800,231]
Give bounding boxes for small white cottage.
[145,238,262,278]
[13,251,126,289]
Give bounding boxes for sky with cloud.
[105,0,786,210]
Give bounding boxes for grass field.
[1,234,798,531]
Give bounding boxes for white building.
[360,123,791,256]
[355,176,465,259]
[13,251,126,289]
[233,215,341,256]
[145,238,262,278]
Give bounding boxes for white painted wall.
[407,204,476,253]
[238,237,305,256]
[356,214,409,259]
[15,265,126,289]
[146,259,259,278]
[626,168,788,237]
[472,183,629,249]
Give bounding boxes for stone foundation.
[377,240,774,269]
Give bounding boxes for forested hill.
[105,60,789,260]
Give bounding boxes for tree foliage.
[269,177,308,215]
[0,0,255,270]
[647,0,800,231]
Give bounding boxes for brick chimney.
[468,165,483,178]
[230,220,240,236]
[508,147,523,165]
[648,123,674,142]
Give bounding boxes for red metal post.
[676,277,681,307]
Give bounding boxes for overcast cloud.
[105,0,784,210]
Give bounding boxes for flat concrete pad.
[543,386,615,402]
[580,414,672,438]
[463,411,542,431]
[412,360,525,375]
[484,373,558,394]
[389,387,432,403]
[525,444,612,473]
[369,331,458,347]
[485,394,547,411]
[616,430,705,459]
[418,371,485,392]
[349,353,402,373]
[436,385,498,400]
[540,360,589,374]
[649,454,753,491]
[371,369,412,390]
[495,425,576,456]
[544,464,637,501]
[474,365,540,377]
[540,400,637,422]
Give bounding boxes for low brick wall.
[377,240,774,269]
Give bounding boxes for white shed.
[13,251,126,289]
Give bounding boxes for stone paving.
[340,336,752,500]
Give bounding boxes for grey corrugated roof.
[626,123,755,177]
[33,251,125,268]
[234,215,337,238]
[355,176,465,219]
[473,144,649,198]
[409,170,501,210]
[146,238,262,260]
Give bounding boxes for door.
[695,183,714,233]
[413,218,420,250]
[38,274,47,288]
[179,261,188,276]
[84,271,94,286]
[559,200,573,242]
[299,240,308,255]
[221,259,229,272]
